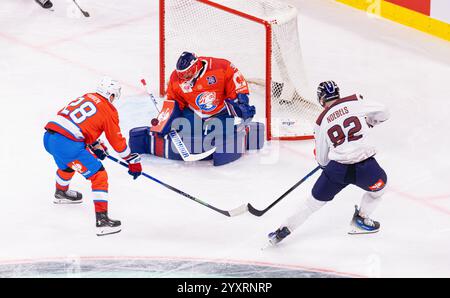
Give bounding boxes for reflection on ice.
[0,257,346,278]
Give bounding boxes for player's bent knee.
[88,168,109,192]
[62,167,75,173]
[368,186,386,199]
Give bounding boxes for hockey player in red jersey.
[43,77,142,236]
[142,51,259,166]
[165,51,255,120]
[268,81,389,245]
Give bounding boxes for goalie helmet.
[317,81,340,107]
[176,51,202,81]
[96,77,122,103]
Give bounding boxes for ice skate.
[268,226,291,245]
[349,205,380,235]
[96,212,121,236]
[54,189,83,204]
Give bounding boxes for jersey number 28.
[327,116,363,147]
[60,97,97,124]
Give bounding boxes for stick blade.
[247,203,265,217]
[182,147,217,162]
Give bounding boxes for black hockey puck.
[151,118,159,126]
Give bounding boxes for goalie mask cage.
[159,0,321,140]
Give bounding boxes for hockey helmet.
[317,81,340,107]
[96,77,122,103]
[176,52,202,81]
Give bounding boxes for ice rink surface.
[0,0,449,277]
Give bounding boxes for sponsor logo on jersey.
[369,179,385,191]
[233,71,248,93]
[180,81,193,93]
[195,92,217,112]
[70,160,87,174]
[206,76,217,85]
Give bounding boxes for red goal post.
[159,0,321,140]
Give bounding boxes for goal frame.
[159,0,314,141]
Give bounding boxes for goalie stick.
[107,155,248,217]
[140,79,216,162]
[247,166,321,216]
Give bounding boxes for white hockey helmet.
[96,77,122,103]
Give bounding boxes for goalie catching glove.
[124,153,142,180]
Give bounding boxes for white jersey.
[314,94,389,167]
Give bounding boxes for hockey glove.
[225,93,256,120]
[89,139,108,160]
[125,153,142,180]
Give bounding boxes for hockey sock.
[359,188,385,218]
[282,195,326,232]
[88,170,109,213]
[56,169,75,191]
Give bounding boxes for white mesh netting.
[161,0,321,139]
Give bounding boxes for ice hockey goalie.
[129,52,265,166]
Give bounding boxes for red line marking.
[425,194,450,201]
[36,13,152,49]
[0,24,145,93]
[388,188,450,216]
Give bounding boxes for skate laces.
[363,217,375,227]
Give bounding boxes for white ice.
[0,0,449,277]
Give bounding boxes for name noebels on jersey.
[326,107,349,123]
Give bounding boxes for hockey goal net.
[159,0,321,140]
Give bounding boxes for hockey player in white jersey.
[268,81,390,245]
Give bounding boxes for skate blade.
[261,243,272,251]
[348,227,379,235]
[261,238,281,250]
[96,226,121,236]
[53,198,83,204]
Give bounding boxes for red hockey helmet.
[176,52,202,81]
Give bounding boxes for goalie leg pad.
[129,126,152,154]
[244,121,265,151]
[129,126,212,161]
[212,129,246,166]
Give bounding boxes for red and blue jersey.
[45,93,131,159]
[166,56,250,118]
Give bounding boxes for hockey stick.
[140,79,216,162]
[107,155,248,217]
[247,166,321,217]
[72,0,90,17]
